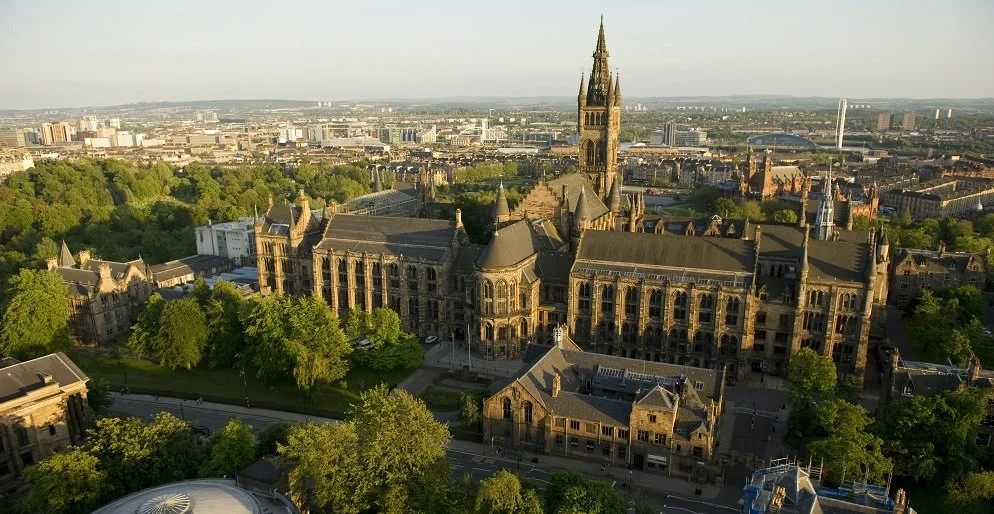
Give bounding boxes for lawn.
[73,351,415,419]
[418,386,487,412]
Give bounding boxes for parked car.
[424,336,439,344]
[356,339,375,350]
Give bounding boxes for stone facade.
[47,242,154,344]
[888,243,988,308]
[0,353,90,493]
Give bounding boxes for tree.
[948,471,994,507]
[154,297,208,370]
[201,419,256,478]
[128,293,166,357]
[474,470,543,514]
[807,400,891,485]
[17,448,105,514]
[713,197,739,218]
[87,378,112,414]
[84,412,205,499]
[279,422,370,514]
[203,279,245,368]
[786,347,837,433]
[352,385,451,508]
[771,209,798,224]
[543,471,625,514]
[0,269,70,359]
[689,186,721,213]
[367,307,402,346]
[344,307,367,342]
[461,392,481,426]
[256,421,292,457]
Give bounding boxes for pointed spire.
[608,176,622,213]
[578,72,586,98]
[254,204,260,226]
[613,73,621,106]
[595,15,607,55]
[58,240,75,268]
[800,227,810,279]
[492,181,510,222]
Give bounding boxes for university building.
[254,20,887,385]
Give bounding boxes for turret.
[877,228,890,263]
[608,176,622,213]
[799,227,810,282]
[492,181,511,227]
[613,73,621,106]
[578,73,587,109]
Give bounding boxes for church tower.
[578,17,621,202]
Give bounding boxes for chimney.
[552,374,561,398]
[938,240,946,257]
[893,488,908,514]
[98,262,112,282]
[38,372,54,385]
[46,257,58,270]
[455,208,463,228]
[77,250,91,267]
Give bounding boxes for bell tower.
[578,17,621,201]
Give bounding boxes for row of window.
[577,286,741,326]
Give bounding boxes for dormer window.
[695,381,705,391]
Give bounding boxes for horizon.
[2,0,993,110]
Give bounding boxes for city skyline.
[1,0,993,110]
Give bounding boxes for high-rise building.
[40,122,72,145]
[935,108,941,120]
[901,112,916,131]
[577,18,621,201]
[106,117,121,129]
[675,128,707,146]
[876,113,892,131]
[0,128,27,148]
[947,108,954,119]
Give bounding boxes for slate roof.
[534,251,574,283]
[0,352,88,404]
[80,258,147,280]
[149,255,229,282]
[316,214,456,261]
[454,244,486,273]
[58,241,76,267]
[501,345,722,427]
[894,248,984,274]
[808,239,869,283]
[548,174,609,220]
[576,230,754,274]
[477,219,566,270]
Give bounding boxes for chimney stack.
[455,208,463,228]
[77,250,91,267]
[552,374,561,398]
[46,258,58,270]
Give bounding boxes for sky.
[1,0,992,109]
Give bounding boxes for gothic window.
[354,261,365,285]
[496,281,508,315]
[426,268,437,293]
[624,287,638,317]
[601,285,614,313]
[497,325,508,341]
[389,263,399,288]
[338,259,347,283]
[372,262,382,289]
[408,298,420,320]
[725,297,740,326]
[520,318,528,338]
[485,323,494,341]
[578,282,592,311]
[597,320,615,340]
[407,265,418,291]
[698,293,714,324]
[483,280,494,315]
[673,291,687,320]
[585,141,594,166]
[524,401,533,424]
[649,290,663,318]
[503,397,512,419]
[622,322,637,345]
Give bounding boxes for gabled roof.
[58,241,76,267]
[576,230,754,274]
[477,219,566,271]
[548,174,609,220]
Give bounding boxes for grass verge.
[73,351,415,420]
[419,387,487,412]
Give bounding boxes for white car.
[356,340,375,350]
[424,336,439,344]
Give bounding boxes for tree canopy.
[200,419,257,478]
[18,448,105,514]
[0,268,70,359]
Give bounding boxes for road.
[109,396,743,513]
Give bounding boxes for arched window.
[673,291,687,320]
[496,281,508,315]
[502,397,512,419]
[698,294,714,323]
[649,290,663,318]
[601,285,615,313]
[523,401,533,424]
[624,287,638,317]
[521,318,528,338]
[725,297,740,326]
[485,323,494,341]
[578,282,592,311]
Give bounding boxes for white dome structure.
[974,199,984,212]
[92,479,282,514]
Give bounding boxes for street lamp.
[180,399,186,420]
[235,353,250,408]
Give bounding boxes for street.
[108,395,745,513]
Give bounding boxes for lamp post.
[180,399,185,420]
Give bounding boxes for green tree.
[203,279,245,368]
[543,471,625,514]
[688,186,721,213]
[154,297,208,370]
[128,293,166,357]
[17,448,105,514]
[367,307,402,346]
[279,422,370,514]
[807,400,891,485]
[474,470,543,514]
[771,209,798,224]
[201,419,256,478]
[713,197,739,218]
[344,307,368,342]
[948,471,994,508]
[86,377,112,414]
[786,347,837,433]
[0,269,70,359]
[352,385,451,509]
[460,392,481,426]
[256,421,292,457]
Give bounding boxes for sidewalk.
[424,341,524,377]
[110,392,338,424]
[447,439,722,500]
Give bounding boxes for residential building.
[880,177,994,220]
[888,243,988,307]
[902,112,917,131]
[47,242,154,344]
[878,348,994,448]
[483,342,725,480]
[196,217,258,266]
[40,122,72,145]
[149,255,232,288]
[0,353,91,493]
[741,458,912,514]
[877,113,893,131]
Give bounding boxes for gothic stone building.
[47,242,154,344]
[253,19,886,384]
[483,343,726,481]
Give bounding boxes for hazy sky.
[2,0,992,109]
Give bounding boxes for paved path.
[424,340,523,376]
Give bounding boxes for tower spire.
[587,17,611,105]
